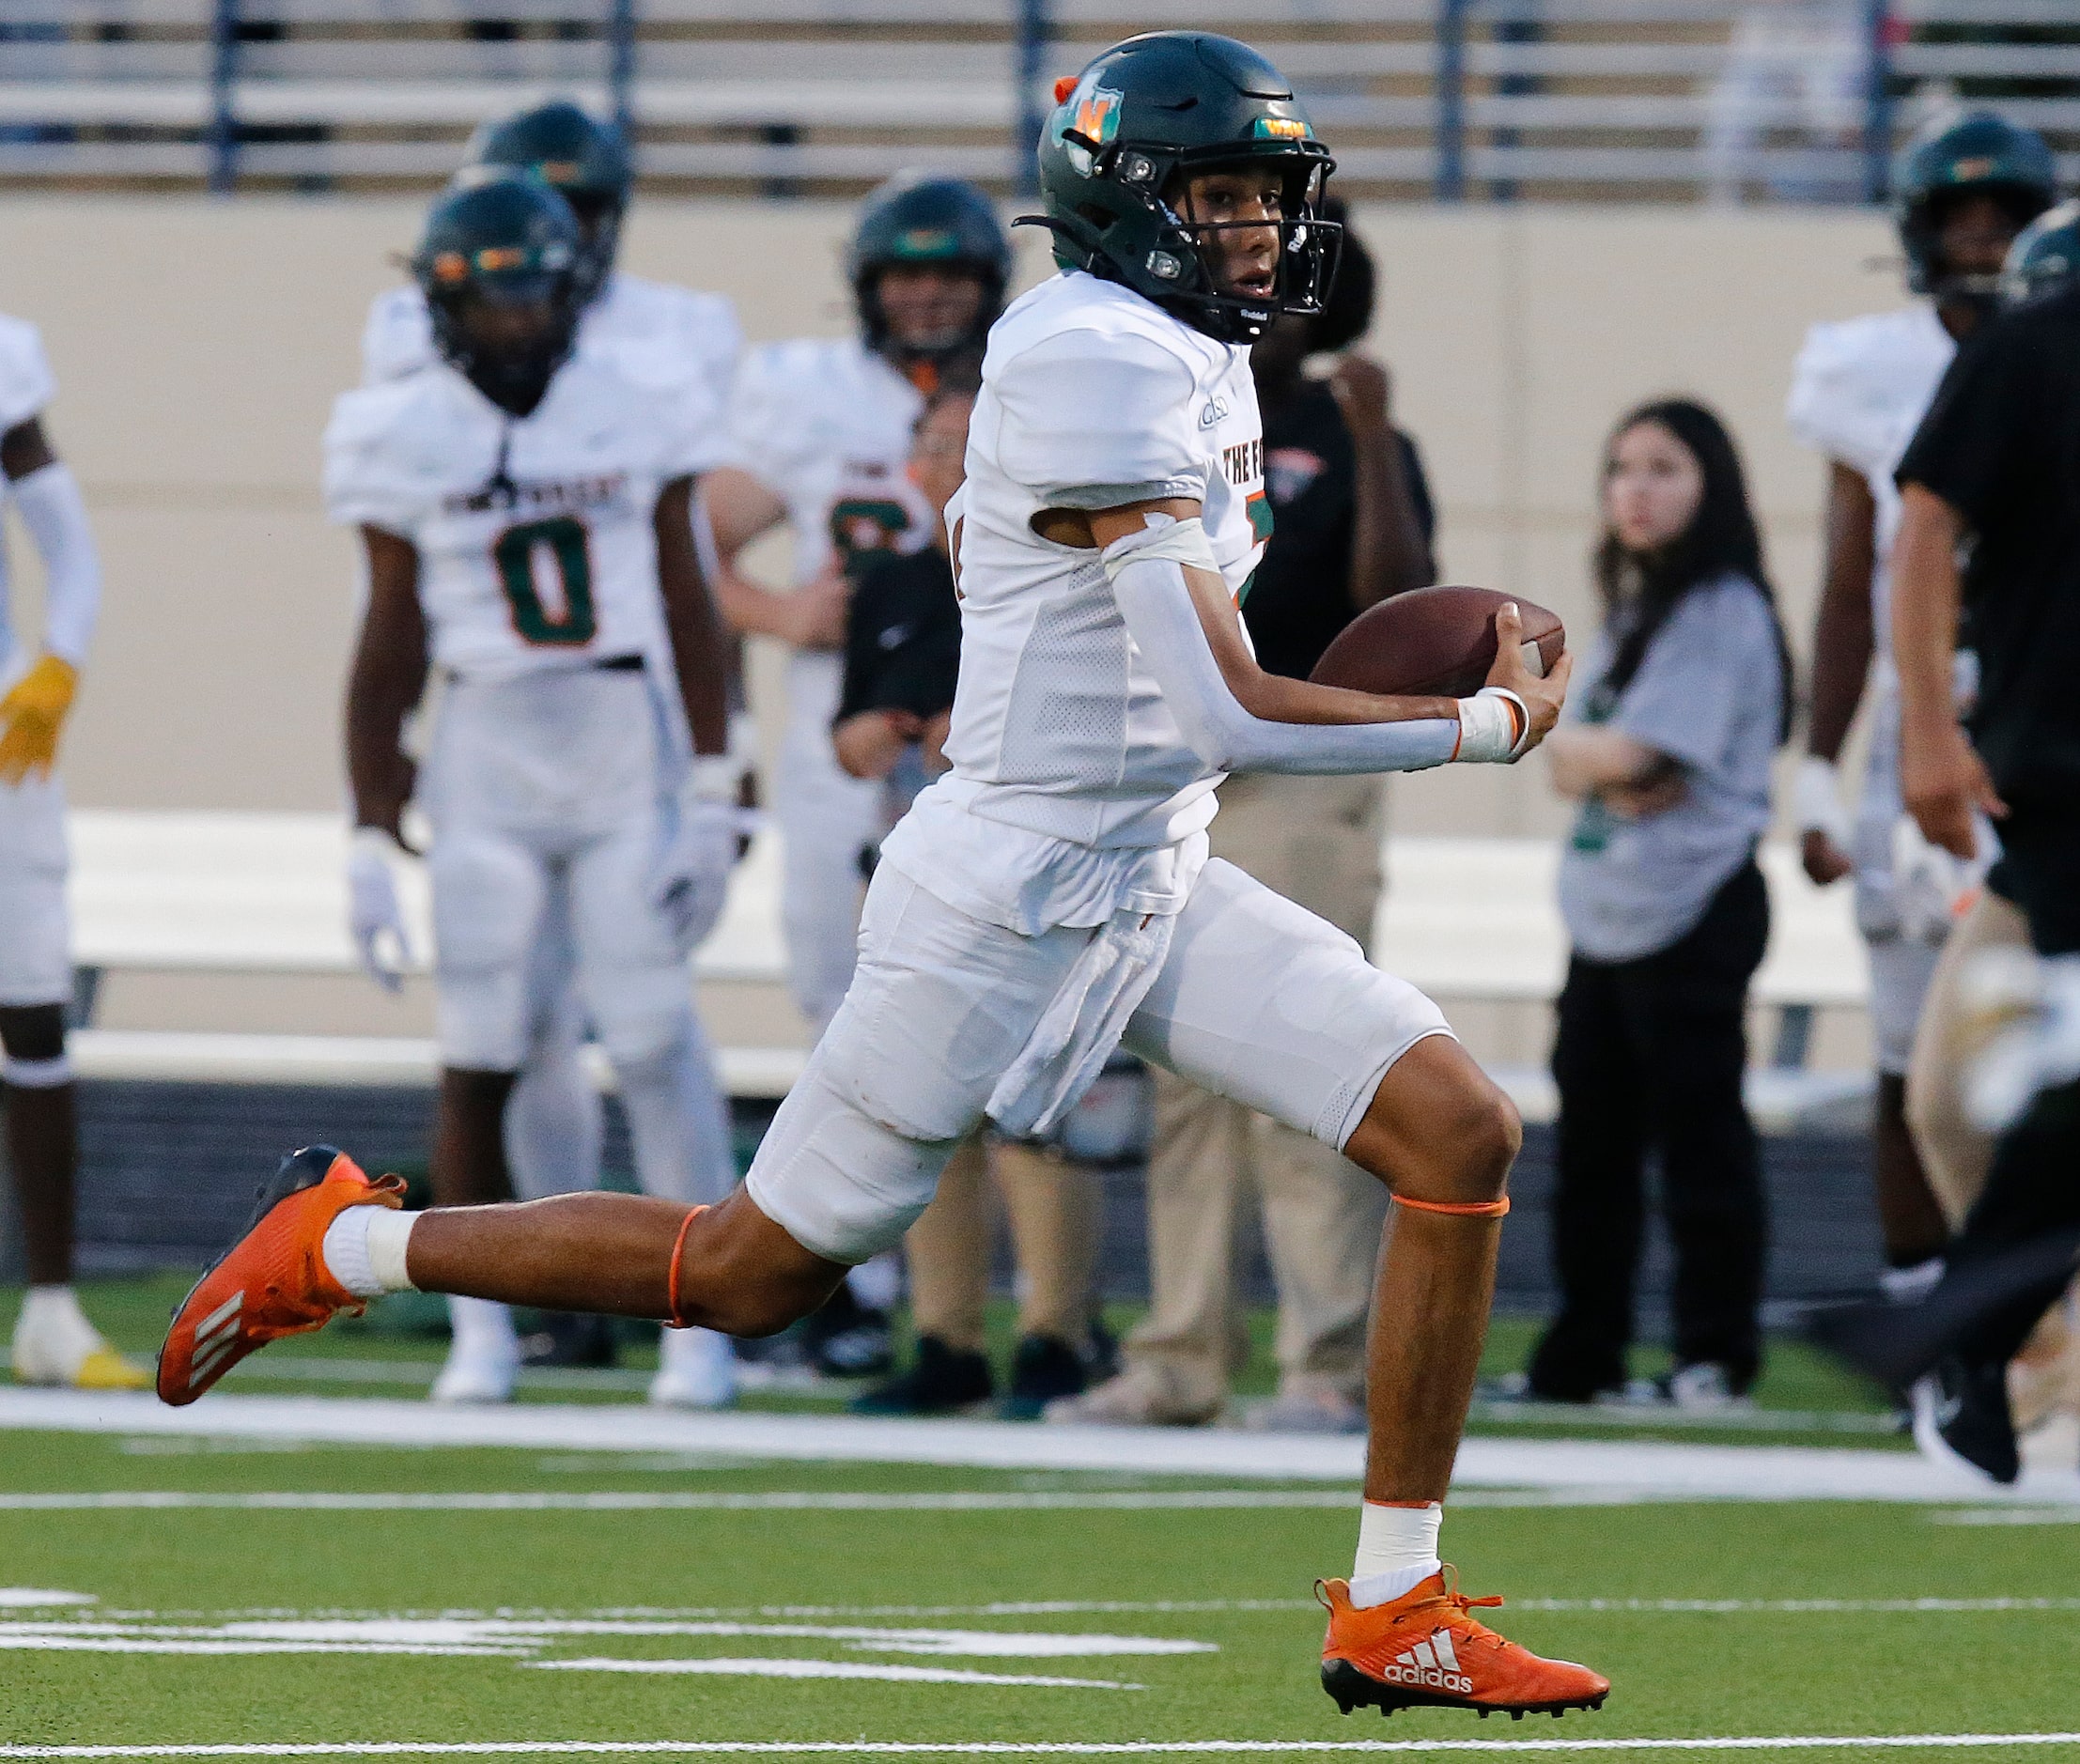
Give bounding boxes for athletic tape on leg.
[666,1205,707,1328]
[1392,1193,1510,1218]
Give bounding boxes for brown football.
[1308,585,1566,699]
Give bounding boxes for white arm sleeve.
[10,461,100,666]
[1103,526,1459,777]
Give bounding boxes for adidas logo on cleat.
[1379,1631,1473,1695]
[187,1291,244,1390]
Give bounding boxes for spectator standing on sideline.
[1880,268,2080,1483]
[1048,209,1440,1432]
[1525,400,1792,1412]
[830,383,1110,1419]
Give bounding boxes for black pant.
[1529,859,1770,1400]
[1947,793,2080,1369]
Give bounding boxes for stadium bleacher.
[1,0,2074,199]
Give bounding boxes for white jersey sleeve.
[322,382,436,535]
[360,285,436,387]
[988,327,1209,510]
[0,316,55,433]
[1785,307,1948,480]
[717,341,824,490]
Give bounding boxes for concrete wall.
[0,196,1906,833]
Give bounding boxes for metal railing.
[0,0,2072,199]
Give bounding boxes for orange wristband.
[1393,1193,1511,1219]
[665,1204,707,1328]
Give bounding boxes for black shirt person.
[1242,200,1436,679]
[1870,276,2080,1483]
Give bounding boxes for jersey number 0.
[493,516,597,646]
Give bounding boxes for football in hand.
[1308,585,1566,699]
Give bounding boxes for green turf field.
[2,1282,2077,1757]
[1,1421,2077,1759]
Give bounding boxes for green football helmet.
[466,101,632,303]
[1032,32,1339,346]
[848,175,1011,367]
[1894,109,2055,303]
[412,172,584,416]
[2003,198,2080,307]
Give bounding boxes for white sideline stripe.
[6,1390,2076,1506]
[2,1736,2080,1756]
[529,1659,1142,1689]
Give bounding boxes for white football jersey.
[719,335,934,585]
[323,355,715,681]
[1786,302,1954,661]
[362,271,740,438]
[936,270,1268,852]
[0,313,55,680]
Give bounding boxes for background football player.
[701,173,1011,1368]
[169,34,1607,1722]
[330,174,739,1407]
[0,306,133,1389]
[1786,109,2053,1304]
[354,101,748,1391]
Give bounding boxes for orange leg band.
[1392,1194,1511,1219]
[666,1204,708,1328]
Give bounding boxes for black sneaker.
[801,1284,894,1379]
[1000,1333,1089,1421]
[1912,1354,2020,1484]
[518,1311,620,1369]
[850,1335,994,1416]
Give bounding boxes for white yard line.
[528,1659,1145,1688]
[4,1389,2075,1505]
[2,1736,2079,1756]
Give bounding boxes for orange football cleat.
[1318,1571,1609,1721]
[157,1146,406,1406]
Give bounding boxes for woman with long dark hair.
[1523,397,1793,1409]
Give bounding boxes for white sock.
[447,1293,519,1354]
[846,1249,902,1313]
[320,1209,419,1300]
[1348,1500,1444,1608]
[17,1286,100,1354]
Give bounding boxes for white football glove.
[1890,812,1994,945]
[347,826,413,993]
[651,786,737,959]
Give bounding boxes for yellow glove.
[0,655,79,783]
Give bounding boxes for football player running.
[353,103,748,1406]
[0,309,139,1390]
[164,34,1607,1722]
[1786,110,2053,1304]
[328,173,740,1408]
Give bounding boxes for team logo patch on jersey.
[1247,490,1274,543]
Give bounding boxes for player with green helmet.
[169,31,1607,1725]
[349,124,748,1416]
[1789,104,2056,1322]
[1032,31,1340,346]
[1894,108,2057,311]
[466,99,634,305]
[847,174,1011,375]
[409,171,586,417]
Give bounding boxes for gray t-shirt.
[1557,573,1782,963]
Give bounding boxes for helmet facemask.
[1137,155,1342,345]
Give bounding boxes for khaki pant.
[1905,888,2080,1429]
[905,1135,1101,1354]
[1122,771,1389,1413]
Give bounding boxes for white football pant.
[0,772,70,1009]
[746,858,1452,1266]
